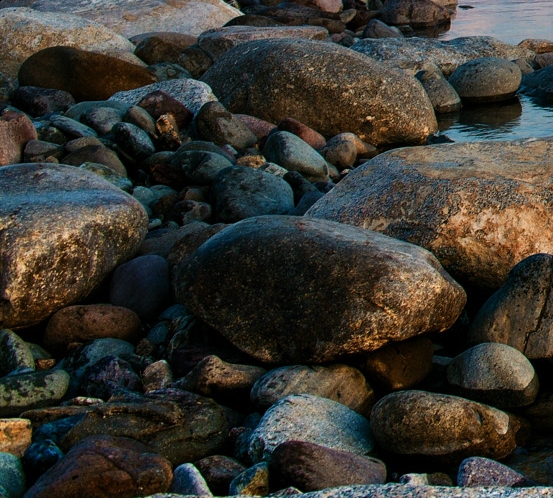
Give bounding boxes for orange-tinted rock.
[0,109,37,166]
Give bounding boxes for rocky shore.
[2,0,553,496]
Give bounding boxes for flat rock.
[351,36,535,77]
[0,0,241,38]
[370,390,518,466]
[172,215,466,364]
[0,7,138,79]
[248,394,374,463]
[201,38,437,146]
[0,164,148,329]
[306,137,553,288]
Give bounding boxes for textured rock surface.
[379,0,452,28]
[0,164,148,329]
[0,7,138,79]
[0,110,37,166]
[173,215,465,364]
[248,394,374,463]
[457,456,533,487]
[201,39,437,146]
[307,137,553,288]
[370,390,518,466]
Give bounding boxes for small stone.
[138,90,193,129]
[0,329,36,376]
[78,355,142,399]
[12,86,76,117]
[457,456,534,487]
[0,419,32,458]
[80,106,124,136]
[61,144,127,176]
[0,452,25,498]
[111,121,156,162]
[169,463,213,496]
[277,117,326,150]
[22,140,65,163]
[143,360,174,392]
[416,67,462,113]
[49,115,97,138]
[0,109,37,166]
[229,461,270,496]
[22,440,65,485]
[195,455,246,496]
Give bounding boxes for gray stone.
[448,57,522,103]
[210,166,295,223]
[49,115,97,138]
[306,137,553,288]
[457,456,533,487]
[198,25,329,60]
[416,67,462,113]
[447,342,539,408]
[251,364,374,417]
[0,164,148,329]
[79,163,132,191]
[0,370,70,417]
[521,66,553,101]
[169,463,213,496]
[0,7,138,79]
[0,452,25,498]
[109,79,217,116]
[468,254,553,360]
[379,0,452,28]
[263,131,329,182]
[80,106,124,135]
[111,122,156,162]
[0,329,35,376]
[173,216,466,364]
[370,390,518,465]
[0,110,38,166]
[201,39,437,147]
[352,36,535,77]
[61,144,127,177]
[22,140,65,163]
[363,19,404,39]
[248,394,374,463]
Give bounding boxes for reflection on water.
[432,0,553,142]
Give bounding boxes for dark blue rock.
[23,439,65,485]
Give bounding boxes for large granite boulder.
[201,39,438,146]
[351,36,535,77]
[172,215,466,364]
[307,137,553,289]
[0,163,148,329]
[0,0,241,38]
[0,7,139,79]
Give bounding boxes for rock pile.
[1,0,553,496]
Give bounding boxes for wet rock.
[0,164,148,329]
[169,463,213,496]
[173,216,465,364]
[468,254,553,360]
[416,67,462,113]
[195,455,246,496]
[457,456,534,487]
[447,342,539,409]
[0,109,37,166]
[359,335,434,391]
[379,0,451,28]
[263,131,329,182]
[251,364,374,417]
[12,86,76,117]
[306,137,553,288]
[248,394,374,463]
[109,79,217,116]
[0,7,137,79]
[352,36,534,77]
[0,453,25,498]
[370,390,518,466]
[210,166,295,223]
[0,329,35,376]
[23,435,172,497]
[0,419,31,458]
[61,392,228,466]
[0,370,70,417]
[229,461,270,496]
[448,57,522,103]
[201,38,437,146]
[109,254,170,323]
[271,441,386,491]
[44,304,142,355]
[197,25,329,60]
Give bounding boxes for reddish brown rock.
[24,435,173,498]
[137,90,193,128]
[195,455,247,496]
[0,109,37,166]
[277,117,326,150]
[18,46,156,102]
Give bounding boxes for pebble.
[0,419,31,459]
[0,452,26,498]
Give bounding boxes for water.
[431,0,553,142]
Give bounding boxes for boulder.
[448,57,522,103]
[447,343,539,409]
[306,137,553,288]
[370,390,519,466]
[0,164,148,329]
[18,46,156,102]
[351,36,535,77]
[468,254,553,361]
[172,215,466,364]
[379,0,452,28]
[521,66,553,101]
[0,109,37,166]
[0,0,241,38]
[248,394,374,463]
[201,39,437,146]
[0,7,138,79]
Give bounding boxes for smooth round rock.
[248,394,374,463]
[195,455,246,496]
[0,164,148,329]
[0,329,35,376]
[370,390,518,466]
[169,463,212,496]
[448,57,522,103]
[23,440,65,485]
[0,452,25,498]
[447,342,539,408]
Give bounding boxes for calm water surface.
[433,0,553,142]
